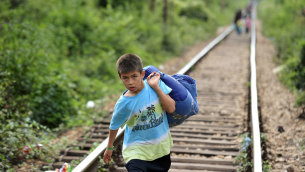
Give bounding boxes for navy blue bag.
[143,66,199,127]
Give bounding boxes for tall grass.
[258,0,305,106]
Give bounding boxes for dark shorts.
[125,154,171,172]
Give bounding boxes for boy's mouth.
[129,87,135,91]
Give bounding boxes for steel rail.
[72,126,125,172]
[72,25,234,172]
[250,3,263,172]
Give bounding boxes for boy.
[103,54,176,172]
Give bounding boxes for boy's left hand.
[103,149,113,165]
[147,72,160,89]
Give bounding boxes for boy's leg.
[150,154,171,171]
[125,154,171,172]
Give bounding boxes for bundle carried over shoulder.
[143,65,199,127]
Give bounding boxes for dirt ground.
[256,20,305,171]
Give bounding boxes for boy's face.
[119,70,145,95]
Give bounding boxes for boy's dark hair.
[116,54,143,75]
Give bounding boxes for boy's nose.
[127,79,134,85]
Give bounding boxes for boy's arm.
[147,72,176,113]
[103,129,118,164]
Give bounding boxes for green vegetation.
[0,0,246,169]
[235,133,252,171]
[258,0,305,107]
[235,133,271,172]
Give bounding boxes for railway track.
[168,28,250,171]
[51,117,113,169]
[47,5,263,172]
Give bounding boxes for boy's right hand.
[103,149,113,164]
[147,72,160,90]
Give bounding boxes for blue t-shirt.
[109,80,173,162]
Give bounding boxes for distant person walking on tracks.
[234,9,242,35]
[245,14,251,34]
[103,54,175,172]
[245,3,252,34]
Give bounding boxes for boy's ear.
[142,70,145,79]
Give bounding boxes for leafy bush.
[180,5,210,21]
[0,74,51,169]
[30,82,77,128]
[294,41,305,91]
[259,0,305,106]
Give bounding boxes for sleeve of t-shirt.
[159,79,172,95]
[109,99,130,130]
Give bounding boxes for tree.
[163,0,168,24]
[147,104,156,120]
